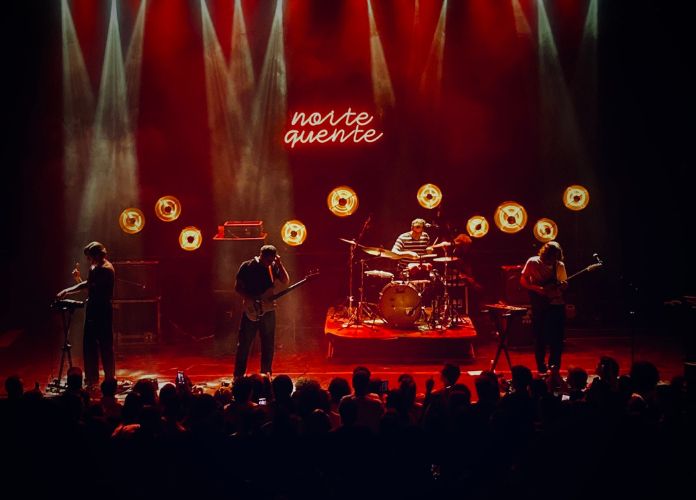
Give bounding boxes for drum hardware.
[340,257,386,330]
[428,244,468,328]
[364,270,394,279]
[339,215,371,321]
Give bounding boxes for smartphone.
[379,380,389,393]
[258,397,267,405]
[176,371,185,385]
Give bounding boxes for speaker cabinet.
[113,299,160,347]
[113,260,160,300]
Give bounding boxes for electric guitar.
[243,270,319,321]
[529,259,603,310]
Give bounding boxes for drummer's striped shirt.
[392,231,430,267]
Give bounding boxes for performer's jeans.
[234,311,275,377]
[532,304,565,372]
[83,310,115,386]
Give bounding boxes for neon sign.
[284,108,383,148]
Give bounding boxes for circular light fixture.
[155,195,182,222]
[327,186,359,217]
[466,215,489,238]
[179,226,202,251]
[494,201,528,234]
[563,185,590,211]
[416,183,443,209]
[281,220,307,246]
[533,218,559,242]
[119,208,145,234]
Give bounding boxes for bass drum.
[379,282,421,328]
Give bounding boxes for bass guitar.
[243,270,319,321]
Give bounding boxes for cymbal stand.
[339,258,382,330]
[433,246,467,329]
[343,215,371,318]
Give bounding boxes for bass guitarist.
[233,245,289,379]
[520,241,568,376]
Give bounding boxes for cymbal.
[416,254,438,259]
[483,302,527,313]
[364,270,394,279]
[361,246,402,259]
[339,238,360,246]
[434,256,459,262]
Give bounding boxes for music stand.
[47,299,84,393]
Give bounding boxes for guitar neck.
[271,278,307,301]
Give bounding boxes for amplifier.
[214,220,266,240]
[113,299,160,348]
[113,260,159,300]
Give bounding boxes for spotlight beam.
[420,0,448,103]
[367,0,395,115]
[78,0,141,251]
[61,0,95,247]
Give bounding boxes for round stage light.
[417,183,443,209]
[563,185,590,211]
[533,218,559,242]
[179,226,202,251]
[119,208,145,234]
[466,215,489,238]
[494,201,528,234]
[281,220,307,246]
[327,186,359,217]
[155,195,182,222]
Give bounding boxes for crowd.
[0,358,692,500]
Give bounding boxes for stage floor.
[0,325,687,397]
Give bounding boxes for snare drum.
[379,282,422,328]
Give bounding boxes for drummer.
[391,218,433,275]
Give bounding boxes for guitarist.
[520,241,568,376]
[233,245,289,379]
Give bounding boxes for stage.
[0,324,687,397]
[324,307,477,361]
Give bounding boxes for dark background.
[1,0,693,351]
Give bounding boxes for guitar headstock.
[305,269,320,280]
[587,263,603,272]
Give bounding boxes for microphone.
[425,222,438,228]
[593,253,603,265]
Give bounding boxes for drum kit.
[338,238,472,330]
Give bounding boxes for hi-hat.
[434,256,459,262]
[361,246,401,259]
